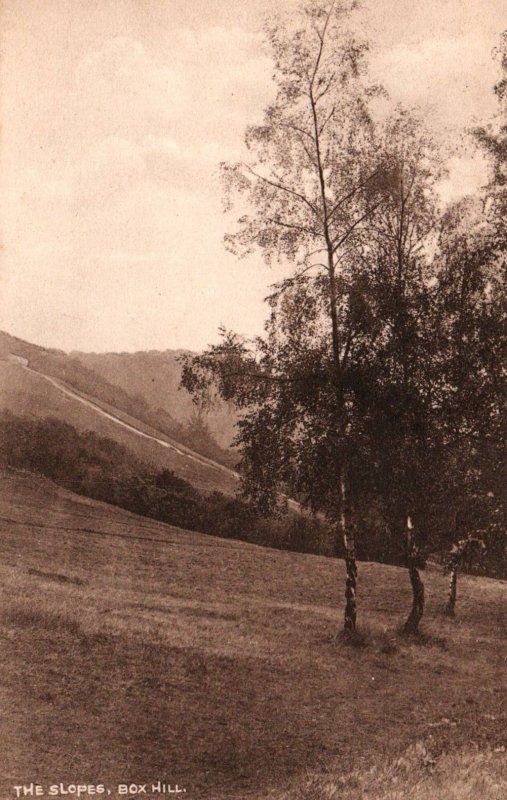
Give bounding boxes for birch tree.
[348,110,445,633]
[182,0,390,632]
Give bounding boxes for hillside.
[0,356,239,496]
[72,349,238,449]
[0,330,237,467]
[1,469,505,799]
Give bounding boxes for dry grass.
[3,607,82,636]
[0,469,506,800]
[273,744,507,799]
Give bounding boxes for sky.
[1,0,505,353]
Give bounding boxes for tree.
[344,110,445,632]
[433,27,507,609]
[475,30,507,236]
[444,536,487,616]
[183,0,393,632]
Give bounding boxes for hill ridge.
[0,328,237,465]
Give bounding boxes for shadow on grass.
[334,624,449,653]
[335,626,400,654]
[28,568,84,586]
[397,627,448,649]
[2,607,82,636]
[335,628,369,648]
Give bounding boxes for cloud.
[74,136,147,204]
[141,135,202,186]
[374,35,499,131]
[69,132,230,210]
[75,37,186,136]
[73,30,271,149]
[437,153,490,204]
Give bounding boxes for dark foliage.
[0,412,332,556]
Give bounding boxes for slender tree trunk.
[339,466,357,631]
[403,514,425,633]
[445,565,458,616]
[444,536,484,615]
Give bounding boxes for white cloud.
[437,153,490,204]
[74,136,147,204]
[374,35,499,132]
[75,37,186,135]
[72,30,271,150]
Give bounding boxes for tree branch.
[309,3,334,88]
[315,72,337,103]
[318,104,336,135]
[243,164,319,216]
[327,167,383,223]
[331,203,381,255]
[222,368,295,385]
[281,121,315,142]
[266,217,322,237]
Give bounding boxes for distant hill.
[0,331,237,465]
[72,349,238,449]
[0,330,179,436]
[0,331,239,495]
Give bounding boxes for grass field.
[0,469,505,799]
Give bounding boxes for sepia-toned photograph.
[0,1,506,798]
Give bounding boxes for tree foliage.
[182,10,507,629]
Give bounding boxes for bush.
[0,412,329,555]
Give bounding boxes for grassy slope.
[0,330,236,470]
[0,361,238,495]
[0,470,506,800]
[73,350,238,450]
